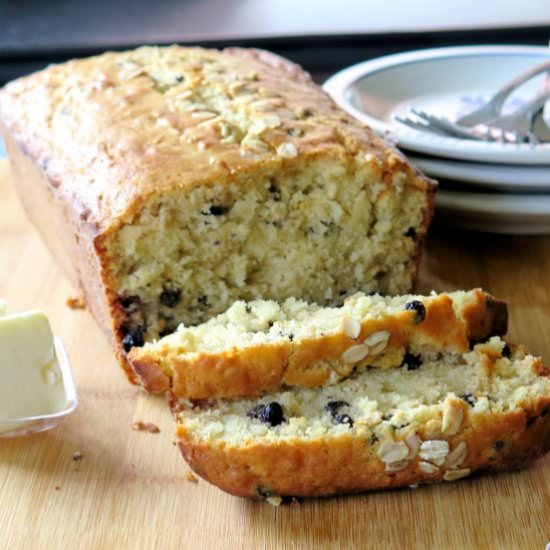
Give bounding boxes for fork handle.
[483,86,550,132]
[506,80,550,117]
[490,58,550,113]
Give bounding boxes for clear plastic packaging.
[0,337,78,437]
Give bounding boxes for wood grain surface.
[0,159,549,550]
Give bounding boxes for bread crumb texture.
[177,338,546,443]
[174,337,550,496]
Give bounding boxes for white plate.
[323,45,550,165]
[407,153,550,192]
[435,189,550,234]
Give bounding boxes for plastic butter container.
[0,303,78,437]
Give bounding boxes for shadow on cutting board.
[235,457,550,548]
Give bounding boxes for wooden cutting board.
[0,159,549,550]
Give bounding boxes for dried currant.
[405,300,426,323]
[247,402,284,427]
[333,414,354,427]
[119,295,141,313]
[460,393,477,407]
[324,400,350,415]
[207,205,230,216]
[159,289,181,308]
[122,325,145,352]
[268,182,281,201]
[402,353,422,371]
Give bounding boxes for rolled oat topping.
[363,330,390,354]
[444,441,467,469]
[341,316,361,339]
[405,432,421,458]
[419,440,449,465]
[342,344,369,364]
[443,468,471,481]
[276,142,298,158]
[377,440,410,464]
[418,461,439,474]
[385,460,410,473]
[441,399,464,436]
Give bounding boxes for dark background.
[1,0,549,84]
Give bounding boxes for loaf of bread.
[129,288,507,398]
[172,336,550,498]
[0,46,435,380]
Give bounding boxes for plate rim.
[323,44,550,165]
[406,153,550,191]
[436,187,550,216]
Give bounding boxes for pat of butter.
[0,310,68,433]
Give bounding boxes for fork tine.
[412,109,488,141]
[396,107,527,144]
[399,109,482,140]
[415,108,528,143]
[394,114,451,137]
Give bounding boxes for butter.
[0,309,68,433]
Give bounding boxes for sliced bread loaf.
[0,46,435,382]
[172,337,550,498]
[129,289,507,398]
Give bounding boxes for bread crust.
[130,289,508,398]
[0,46,435,380]
[174,390,550,498]
[0,45,434,240]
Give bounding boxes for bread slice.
[129,289,507,398]
[172,337,550,498]
[0,46,435,382]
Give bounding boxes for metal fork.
[532,108,550,141]
[396,86,550,143]
[457,58,550,127]
[395,109,524,143]
[481,79,550,138]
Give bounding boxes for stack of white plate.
[324,45,550,234]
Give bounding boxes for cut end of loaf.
[106,153,433,353]
[173,337,550,497]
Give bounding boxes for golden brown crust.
[0,45,434,238]
[175,395,550,498]
[462,290,508,343]
[129,290,508,399]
